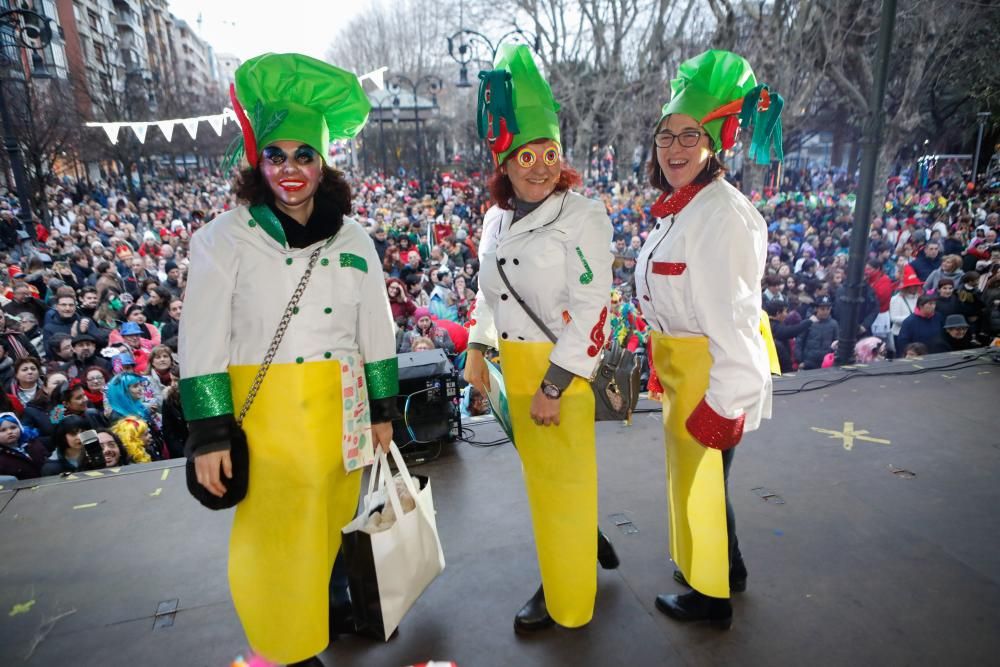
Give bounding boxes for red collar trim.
[650,181,709,218]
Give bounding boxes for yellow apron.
[650,332,730,599]
[760,310,781,376]
[499,340,597,628]
[228,360,362,664]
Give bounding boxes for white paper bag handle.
[386,441,422,505]
[378,448,405,520]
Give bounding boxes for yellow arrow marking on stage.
[942,374,957,379]
[161,469,170,481]
[9,600,35,616]
[83,471,103,477]
[108,467,121,473]
[73,502,98,510]
[979,371,991,375]
[811,421,891,451]
[150,488,162,497]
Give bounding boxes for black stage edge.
[2,351,999,666]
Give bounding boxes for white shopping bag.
[341,442,445,640]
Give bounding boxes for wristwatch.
[540,380,563,399]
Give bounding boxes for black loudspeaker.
[392,350,461,456]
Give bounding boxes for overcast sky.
[165,0,369,63]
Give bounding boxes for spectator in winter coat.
[909,242,942,281]
[0,313,40,361]
[386,277,416,327]
[941,314,981,351]
[765,299,812,373]
[42,292,80,350]
[923,254,963,294]
[399,308,455,354]
[0,412,47,480]
[933,279,959,320]
[895,295,947,354]
[796,295,840,370]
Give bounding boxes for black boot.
[597,528,620,569]
[673,558,747,593]
[514,585,555,634]
[655,590,732,630]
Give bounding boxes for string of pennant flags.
[84,66,388,146]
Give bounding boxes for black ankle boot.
[655,590,732,630]
[673,561,748,593]
[730,555,748,593]
[597,529,620,569]
[514,585,555,634]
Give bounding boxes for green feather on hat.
[477,44,560,165]
[660,49,784,165]
[224,53,371,171]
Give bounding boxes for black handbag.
[185,246,323,510]
[497,259,640,422]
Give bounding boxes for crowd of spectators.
[0,162,996,480]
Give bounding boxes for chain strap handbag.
[497,259,640,422]
[186,246,324,510]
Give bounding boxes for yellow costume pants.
[228,360,362,664]
[650,333,730,598]
[499,341,597,627]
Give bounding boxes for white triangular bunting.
[207,115,224,136]
[360,66,387,90]
[182,118,199,140]
[101,123,122,145]
[156,121,175,142]
[131,123,148,143]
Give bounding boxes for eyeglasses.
[653,130,705,149]
[261,145,319,165]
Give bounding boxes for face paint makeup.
[261,140,323,212]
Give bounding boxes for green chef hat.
[225,53,371,169]
[660,49,784,165]
[477,44,560,165]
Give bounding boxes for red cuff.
[686,397,745,450]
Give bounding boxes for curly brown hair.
[233,164,353,218]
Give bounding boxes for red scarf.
[649,181,709,219]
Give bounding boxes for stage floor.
[2,351,999,667]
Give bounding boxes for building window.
[88,10,100,31]
[94,43,105,66]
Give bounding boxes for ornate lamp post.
[0,9,53,243]
[387,74,443,192]
[446,27,540,88]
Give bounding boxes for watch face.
[542,383,561,399]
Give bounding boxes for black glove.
[184,414,239,459]
[369,396,401,425]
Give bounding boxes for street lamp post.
[387,74,443,193]
[0,9,53,244]
[376,92,391,176]
[446,27,540,87]
[972,112,990,188]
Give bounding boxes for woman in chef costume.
[464,44,618,634]
[181,53,398,666]
[635,50,783,630]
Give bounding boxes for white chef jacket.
[179,205,397,418]
[635,179,772,431]
[468,191,613,379]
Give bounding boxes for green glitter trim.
[576,246,594,285]
[248,204,287,247]
[179,373,234,420]
[364,358,399,400]
[339,253,368,273]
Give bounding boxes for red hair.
[487,162,583,210]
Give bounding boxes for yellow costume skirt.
[499,340,597,627]
[650,332,730,599]
[228,360,362,664]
